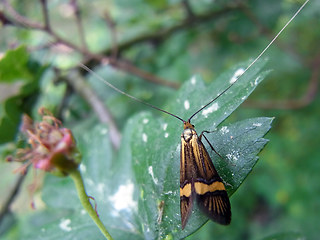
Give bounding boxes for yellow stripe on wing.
[194,181,226,195]
[180,183,192,197]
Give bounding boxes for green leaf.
[261,231,305,240]
[205,117,273,193]
[0,97,22,143]
[0,46,31,83]
[0,47,45,144]
[22,209,103,240]
[130,115,272,239]
[0,46,33,143]
[127,59,272,239]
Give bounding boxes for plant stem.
[69,169,114,240]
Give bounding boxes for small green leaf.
[0,46,31,83]
[0,47,45,144]
[0,97,22,143]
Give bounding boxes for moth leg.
[200,131,234,166]
[199,131,223,159]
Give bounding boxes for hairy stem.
[69,169,114,240]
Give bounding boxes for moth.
[79,0,309,230]
[180,121,231,229]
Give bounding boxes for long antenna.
[79,63,185,122]
[188,0,309,122]
[80,0,309,123]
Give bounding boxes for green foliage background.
[0,0,319,239]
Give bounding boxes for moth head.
[183,121,194,130]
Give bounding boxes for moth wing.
[180,135,195,229]
[193,137,231,225]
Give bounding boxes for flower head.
[8,108,81,176]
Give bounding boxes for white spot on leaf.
[220,126,229,134]
[201,103,219,118]
[162,123,168,131]
[109,181,137,211]
[254,76,261,85]
[164,132,169,138]
[142,133,148,142]
[191,76,197,85]
[184,100,190,110]
[79,163,86,173]
[143,118,149,124]
[253,123,262,127]
[100,128,108,135]
[226,150,240,162]
[148,166,158,184]
[230,68,245,84]
[81,209,86,215]
[164,190,173,195]
[59,218,72,232]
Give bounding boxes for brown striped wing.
[180,128,195,229]
[180,127,231,229]
[193,132,231,225]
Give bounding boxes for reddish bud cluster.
[8,108,81,176]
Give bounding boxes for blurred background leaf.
[0,46,45,143]
[0,0,319,239]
